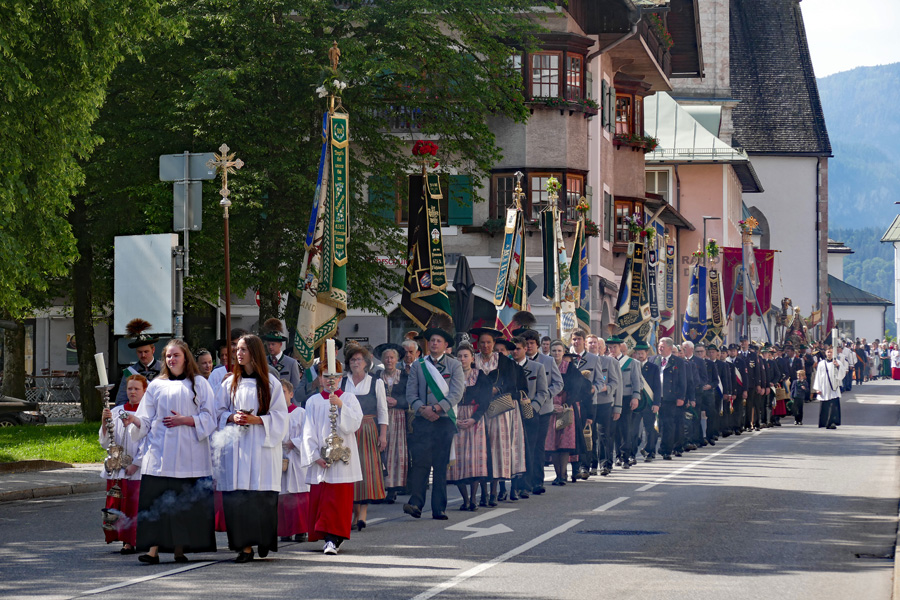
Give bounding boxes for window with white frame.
[645,170,670,203]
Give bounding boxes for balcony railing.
[639,18,672,78]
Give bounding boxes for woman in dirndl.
[340,345,387,531]
[472,329,526,507]
[545,342,586,485]
[373,343,408,504]
[448,343,490,511]
[100,374,147,553]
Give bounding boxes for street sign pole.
[160,151,214,339]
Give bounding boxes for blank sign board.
[114,234,177,335]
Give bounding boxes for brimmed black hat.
[470,327,503,339]
[495,339,516,352]
[373,342,405,361]
[125,318,159,349]
[423,328,454,344]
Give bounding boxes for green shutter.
[609,85,617,133]
[368,176,395,221]
[600,79,608,127]
[448,175,473,226]
[605,192,614,243]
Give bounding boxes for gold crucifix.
[207,144,244,210]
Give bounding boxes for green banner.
[330,112,349,267]
[494,208,519,306]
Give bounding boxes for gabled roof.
[828,275,891,307]
[881,215,900,242]
[729,0,832,156]
[644,92,763,193]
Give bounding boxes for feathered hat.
[126,318,159,349]
[260,318,287,342]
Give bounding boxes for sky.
[801,0,900,78]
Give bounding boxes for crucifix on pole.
[207,144,244,368]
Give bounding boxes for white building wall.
[832,304,887,342]
[745,156,820,314]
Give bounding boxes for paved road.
[2,381,898,600]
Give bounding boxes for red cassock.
[307,482,354,542]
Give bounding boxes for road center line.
[593,496,629,512]
[635,432,758,492]
[409,518,584,600]
[72,561,217,598]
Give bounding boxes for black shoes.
[826,424,837,429]
[174,554,188,563]
[138,554,160,565]
[403,503,422,518]
[356,520,366,531]
[384,491,397,504]
[707,439,716,446]
[518,490,530,499]
[674,450,683,457]
[120,546,136,555]
[280,536,292,542]
[488,494,498,507]
[600,467,611,476]
[467,502,478,511]
[497,490,508,502]
[478,496,488,507]
[293,533,308,542]
[628,457,637,466]
[433,512,448,520]
[662,454,672,460]
[533,486,546,495]
[235,550,254,563]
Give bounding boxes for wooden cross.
[206,144,244,208]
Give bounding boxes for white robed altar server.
[812,347,848,429]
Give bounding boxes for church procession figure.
[95,42,850,569]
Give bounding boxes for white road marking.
[72,561,216,597]
[635,433,757,492]
[445,508,517,539]
[879,399,894,405]
[367,517,386,524]
[593,496,629,513]
[411,518,583,600]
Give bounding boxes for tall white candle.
[326,339,336,375]
[94,353,109,386]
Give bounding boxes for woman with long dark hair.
[340,345,387,530]
[124,339,217,564]
[214,334,288,563]
[447,343,490,511]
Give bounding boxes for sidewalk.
[0,461,103,502]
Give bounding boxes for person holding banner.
[403,328,464,520]
[633,342,661,462]
[607,335,641,468]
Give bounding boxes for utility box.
[114,234,178,335]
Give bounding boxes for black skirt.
[221,490,279,552]
[818,398,842,428]
[136,475,216,553]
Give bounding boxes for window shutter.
[368,176,395,222]
[604,192,614,243]
[448,175,474,226]
[600,79,608,128]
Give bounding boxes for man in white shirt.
[812,347,848,430]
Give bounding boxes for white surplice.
[281,407,309,494]
[213,373,288,493]
[129,376,217,478]
[812,359,848,401]
[302,391,363,485]
[99,404,144,481]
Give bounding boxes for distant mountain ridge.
[818,62,900,230]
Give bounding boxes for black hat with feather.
[126,318,160,349]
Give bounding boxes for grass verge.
[0,422,105,463]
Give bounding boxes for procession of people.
[98,311,861,563]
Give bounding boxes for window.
[836,320,855,341]
[614,198,646,248]
[645,170,670,203]
[615,95,632,135]
[530,173,561,220]
[369,175,450,226]
[565,174,584,221]
[494,174,518,217]
[531,53,560,98]
[604,192,614,243]
[615,91,644,137]
[566,54,582,100]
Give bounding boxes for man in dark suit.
[633,342,661,461]
[683,341,710,449]
[511,336,549,497]
[518,328,562,494]
[404,328,465,520]
[652,337,686,460]
[727,343,748,434]
[570,329,610,478]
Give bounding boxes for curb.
[0,481,104,503]
[0,460,72,474]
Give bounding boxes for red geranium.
[412,140,438,157]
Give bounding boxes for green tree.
[0,1,176,403]
[78,0,549,364]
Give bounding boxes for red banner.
[721,247,776,316]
